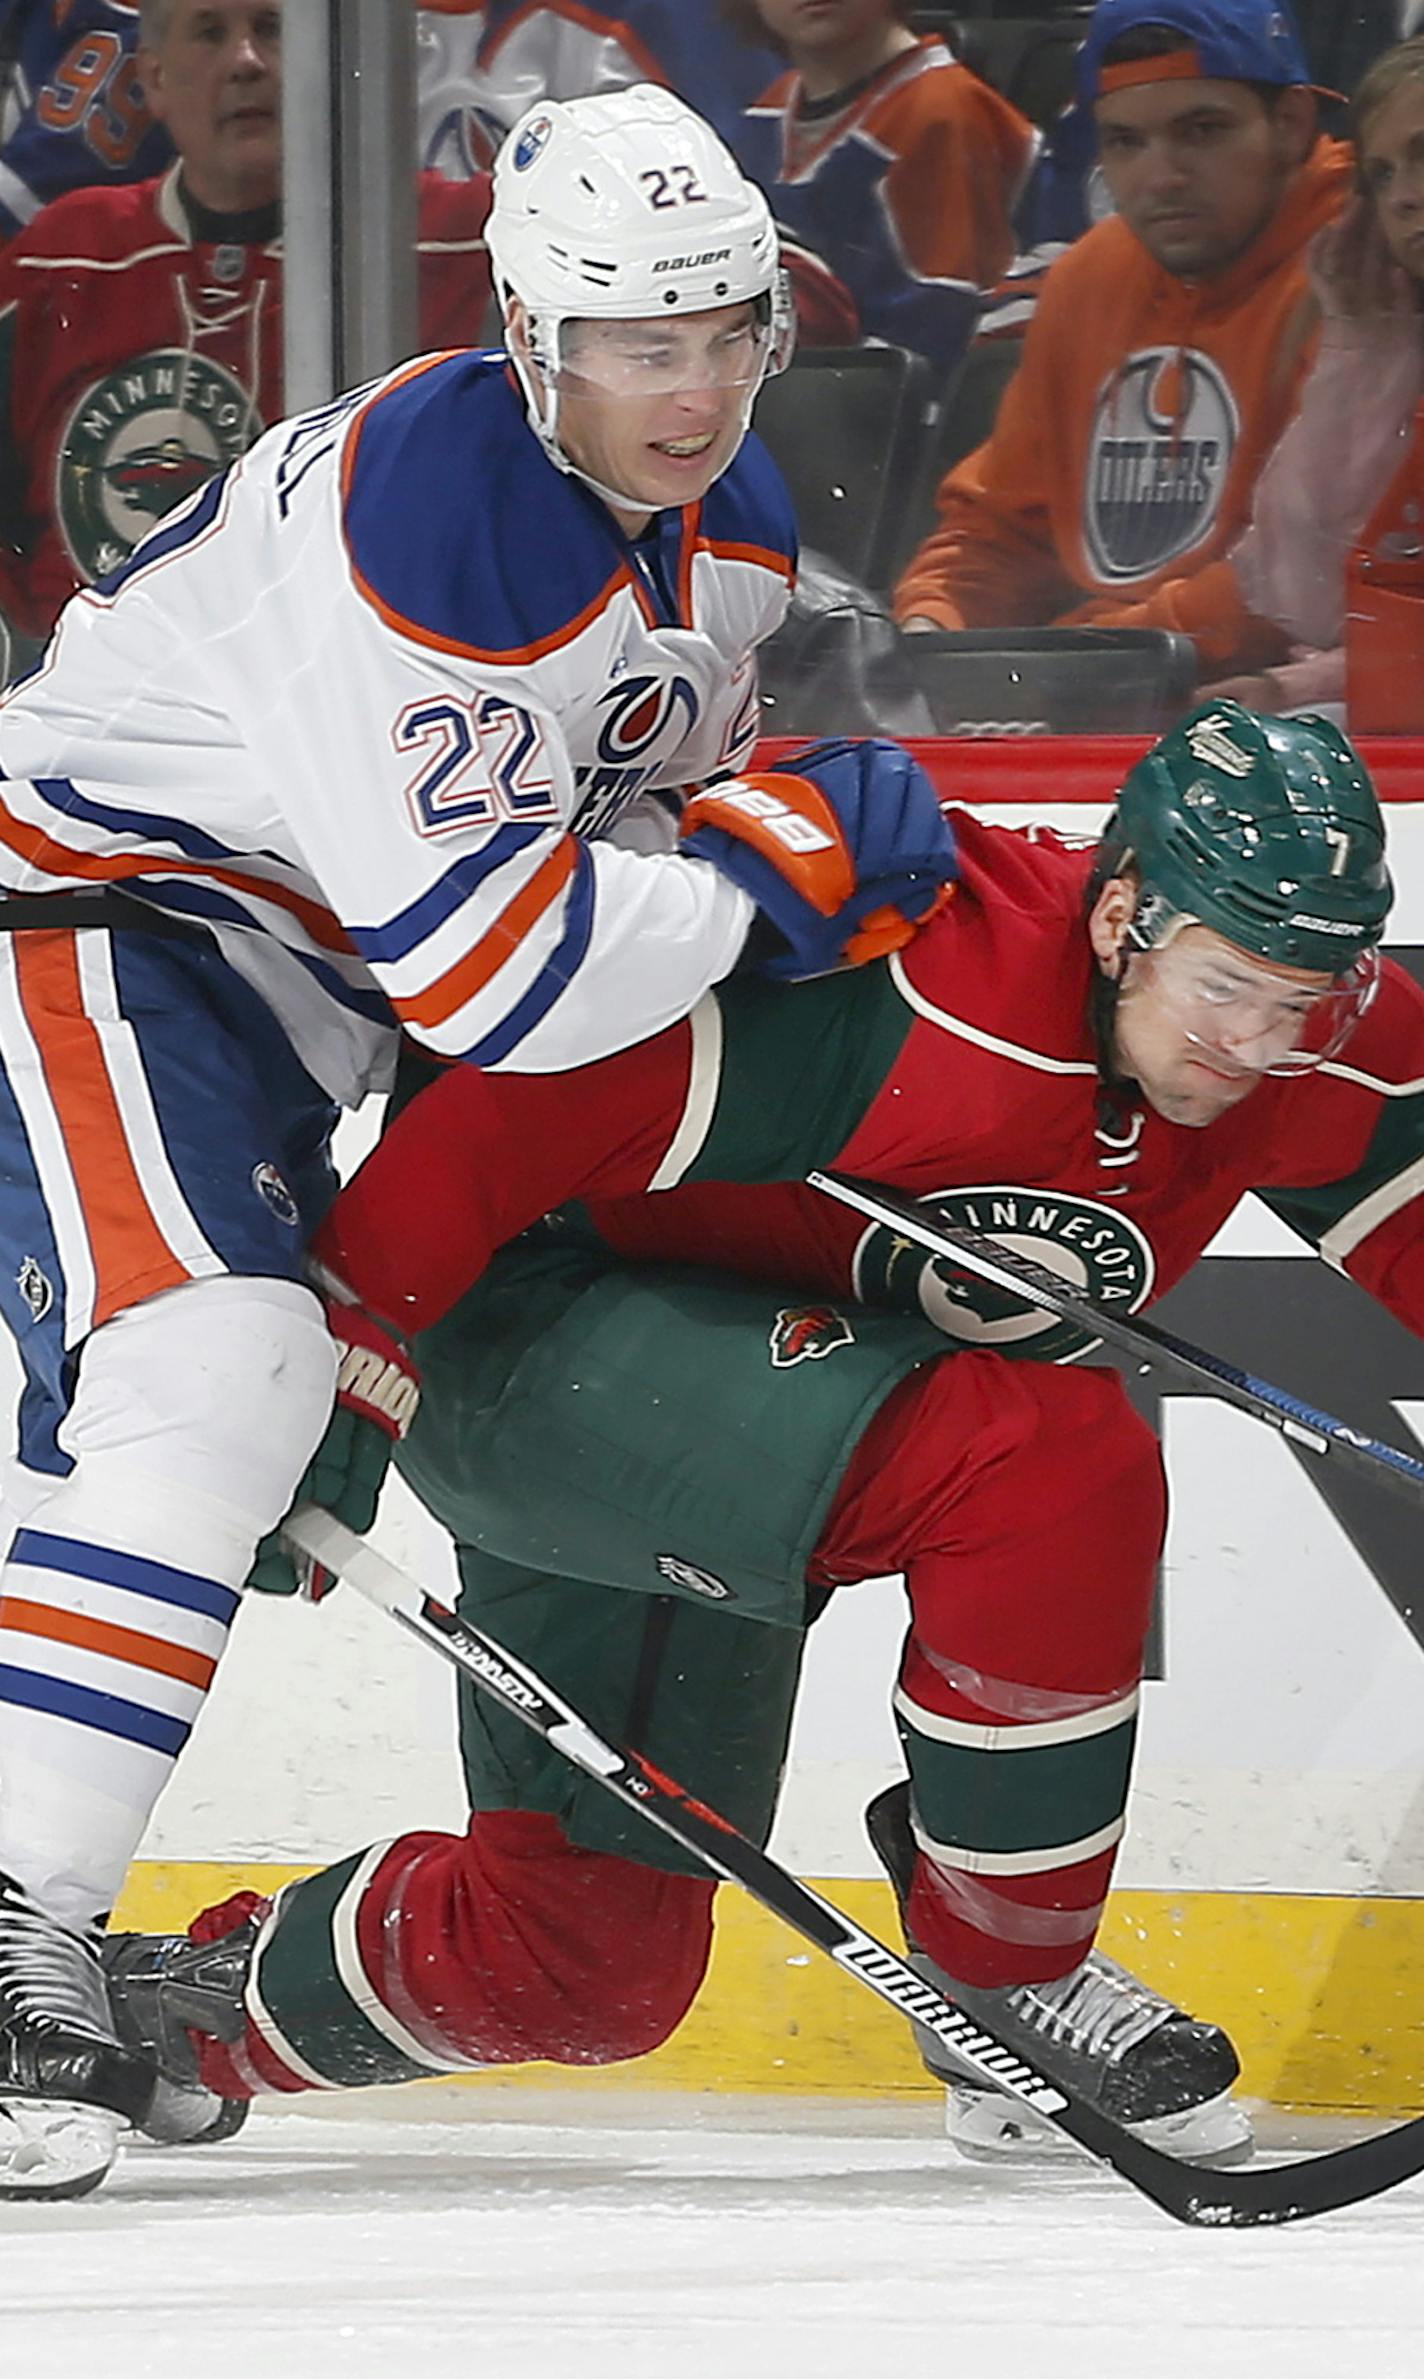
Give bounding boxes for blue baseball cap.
[1076,0,1310,106]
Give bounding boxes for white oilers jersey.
[418,6,488,180]
[0,353,797,1106]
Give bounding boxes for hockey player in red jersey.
[0,0,494,656]
[105,702,1424,2170]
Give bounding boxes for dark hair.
[718,0,917,58]
[1099,21,1290,111]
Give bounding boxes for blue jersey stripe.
[132,880,397,1028]
[0,1664,191,1758]
[11,1530,240,1627]
[25,775,278,869]
[90,467,231,600]
[347,824,545,966]
[462,844,597,1066]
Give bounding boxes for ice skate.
[103,1916,256,2145]
[865,1783,1254,2167]
[0,1871,158,2199]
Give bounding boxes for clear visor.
[1125,937,1380,1075]
[538,283,794,399]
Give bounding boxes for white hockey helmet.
[487,83,793,499]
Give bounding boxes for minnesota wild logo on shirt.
[57,349,260,584]
[851,1185,1156,1362]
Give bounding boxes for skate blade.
[0,2096,120,2199]
[946,2083,1255,2168]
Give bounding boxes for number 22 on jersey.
[393,694,560,837]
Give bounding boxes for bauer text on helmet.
[487,86,794,516]
[1088,703,1391,1126]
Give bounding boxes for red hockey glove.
[248,1280,420,1600]
[679,737,956,980]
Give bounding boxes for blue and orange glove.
[679,736,956,981]
[247,1278,420,1599]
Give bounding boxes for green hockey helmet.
[1105,702,1393,975]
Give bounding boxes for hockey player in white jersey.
[0,81,956,2197]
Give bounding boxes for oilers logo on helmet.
[486,84,791,508]
[513,115,553,171]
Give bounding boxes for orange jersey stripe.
[339,353,642,664]
[695,536,797,585]
[677,503,700,624]
[0,793,355,956]
[482,2,667,85]
[0,1597,217,1691]
[14,932,191,1328]
[394,834,579,1031]
[347,535,636,666]
[338,353,460,514]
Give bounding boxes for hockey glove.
[247,1279,420,1599]
[679,736,956,982]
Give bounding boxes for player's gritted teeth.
[653,434,720,461]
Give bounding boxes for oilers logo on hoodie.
[1082,348,1240,582]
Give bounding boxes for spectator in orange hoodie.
[893,0,1348,685]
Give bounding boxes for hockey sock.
[0,1491,241,1930]
[192,1811,717,2096]
[812,1350,1166,1989]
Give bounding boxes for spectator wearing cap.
[724,0,1038,374]
[893,0,1349,687]
[1018,0,1407,256]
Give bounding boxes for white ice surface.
[4,2092,1422,2379]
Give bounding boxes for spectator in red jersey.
[1213,36,1424,733]
[722,0,1037,372]
[0,0,492,663]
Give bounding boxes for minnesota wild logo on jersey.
[58,350,260,584]
[769,1305,856,1368]
[851,1186,1156,1361]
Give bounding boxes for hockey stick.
[808,1170,1424,1510]
[283,1503,1424,2229]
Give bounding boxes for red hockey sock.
[193,1813,717,2096]
[813,1350,1166,1989]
